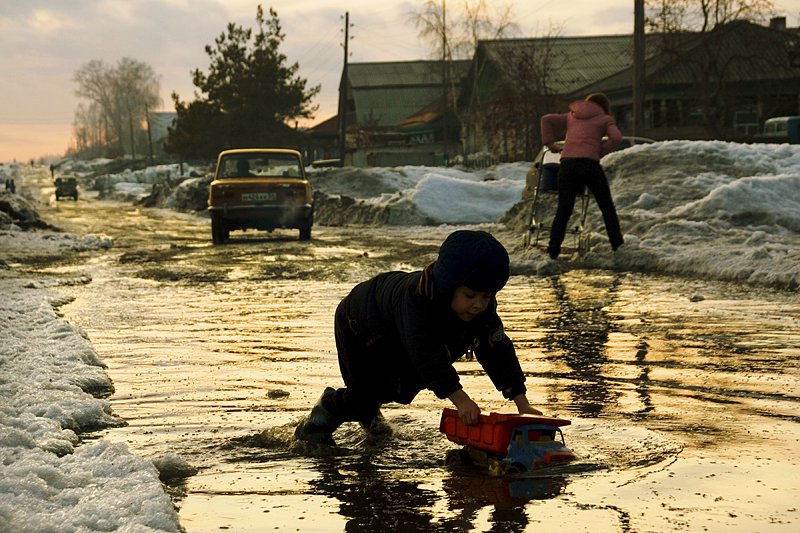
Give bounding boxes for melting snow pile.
[589,140,800,289]
[0,278,182,532]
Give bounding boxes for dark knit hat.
[432,230,510,296]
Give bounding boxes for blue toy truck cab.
[505,422,575,472]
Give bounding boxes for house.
[307,19,799,166]
[460,18,800,158]
[337,60,470,166]
[305,114,340,165]
[458,34,655,159]
[146,112,177,156]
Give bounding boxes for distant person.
[540,92,624,259]
[295,230,542,446]
[9,179,15,194]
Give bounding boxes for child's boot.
[295,387,341,446]
[359,409,393,440]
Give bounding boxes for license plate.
[241,192,276,201]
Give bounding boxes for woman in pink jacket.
[540,93,624,259]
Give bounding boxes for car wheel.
[211,215,226,245]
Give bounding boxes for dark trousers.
[323,301,402,424]
[547,158,623,257]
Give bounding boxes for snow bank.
[587,140,800,289]
[0,276,182,532]
[308,162,531,225]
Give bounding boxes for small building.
[338,60,470,167]
[147,112,177,156]
[305,114,340,165]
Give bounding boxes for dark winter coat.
[335,264,527,404]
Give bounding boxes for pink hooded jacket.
[540,100,622,160]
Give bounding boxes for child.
[540,92,624,259]
[295,230,542,446]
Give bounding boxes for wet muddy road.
[23,177,800,532]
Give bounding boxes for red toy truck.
[439,408,576,475]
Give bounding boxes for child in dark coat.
[295,230,542,446]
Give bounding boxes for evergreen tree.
[166,5,319,159]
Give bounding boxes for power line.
[350,22,429,61]
[293,25,342,64]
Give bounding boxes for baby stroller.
[522,142,590,256]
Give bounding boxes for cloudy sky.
[1,0,797,162]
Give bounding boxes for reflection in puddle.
[55,212,800,531]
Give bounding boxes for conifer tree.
[167,5,319,159]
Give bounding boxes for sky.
[1,1,799,163]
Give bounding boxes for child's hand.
[458,400,481,425]
[518,404,543,416]
[513,394,543,415]
[449,389,481,425]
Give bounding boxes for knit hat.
[432,230,510,296]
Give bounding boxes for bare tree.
[477,31,564,160]
[645,0,777,138]
[410,1,520,156]
[71,103,105,157]
[648,0,775,31]
[410,0,519,60]
[73,58,161,157]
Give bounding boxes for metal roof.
[347,60,469,88]
[477,22,799,97]
[479,35,665,96]
[346,60,470,127]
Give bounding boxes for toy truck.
[439,408,576,476]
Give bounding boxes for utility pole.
[145,104,154,163]
[442,0,448,165]
[633,0,645,138]
[338,12,350,167]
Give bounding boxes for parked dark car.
[54,177,78,201]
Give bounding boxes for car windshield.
[219,153,303,178]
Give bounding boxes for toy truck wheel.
[445,449,471,467]
[505,462,527,475]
